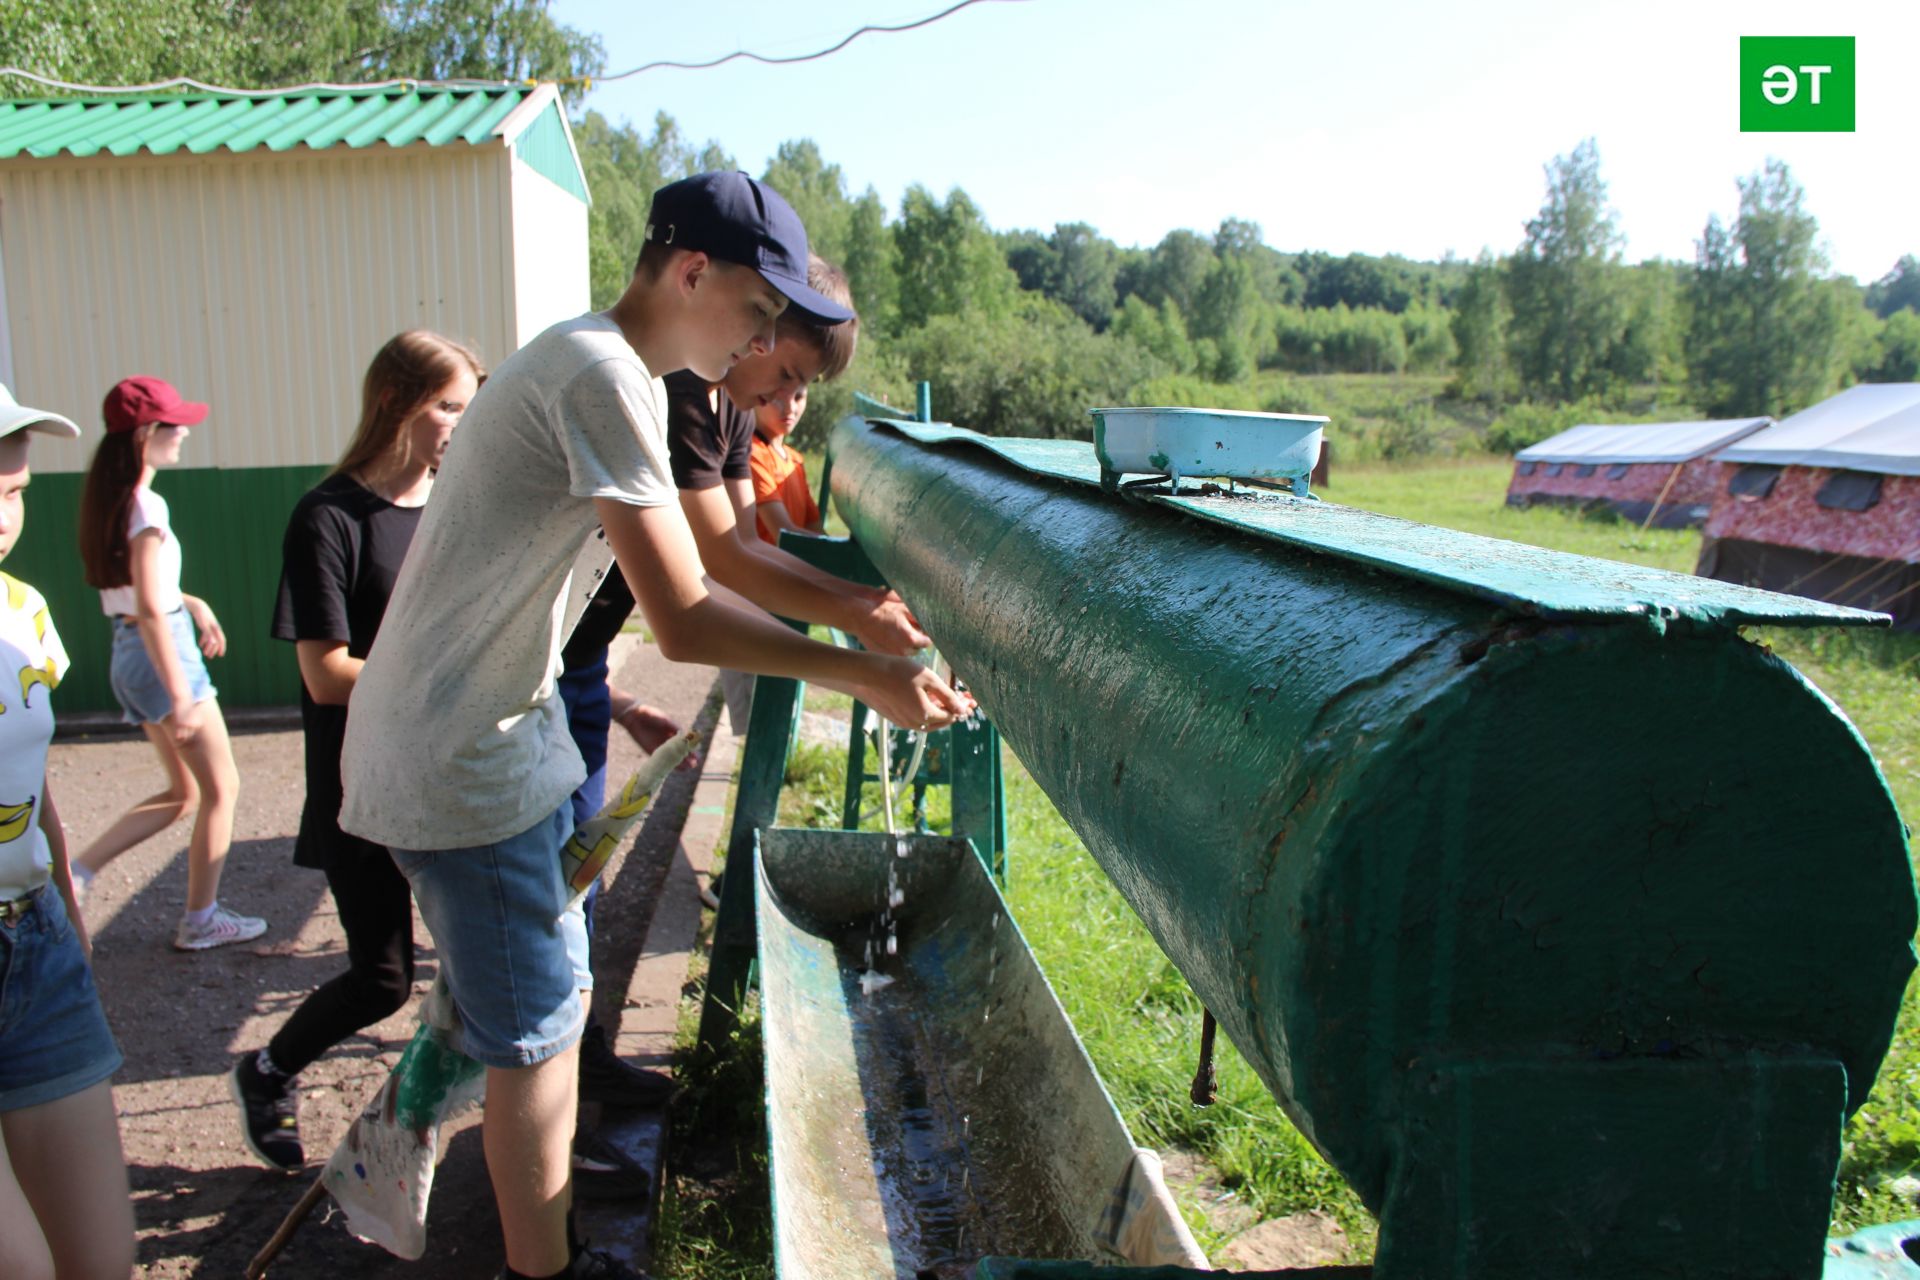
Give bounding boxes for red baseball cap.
[103,376,209,434]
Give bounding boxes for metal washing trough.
[811,413,1917,1279]
[756,829,1204,1278]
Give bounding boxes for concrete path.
[50,635,729,1278]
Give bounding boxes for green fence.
[9,464,328,714]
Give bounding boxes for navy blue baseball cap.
[645,172,855,325]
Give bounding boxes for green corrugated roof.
[0,86,529,159]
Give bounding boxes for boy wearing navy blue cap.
[338,173,972,1280]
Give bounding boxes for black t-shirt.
[664,370,755,491]
[560,374,754,669]
[271,474,423,869]
[561,553,636,669]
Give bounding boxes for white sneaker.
[173,904,268,951]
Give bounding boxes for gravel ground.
[47,640,718,1279]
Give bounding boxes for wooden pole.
[245,1176,329,1279]
[1641,462,1686,532]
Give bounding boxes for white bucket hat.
[0,383,80,441]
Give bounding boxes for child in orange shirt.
[749,382,823,544]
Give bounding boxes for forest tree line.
[9,0,1919,450]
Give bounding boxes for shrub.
[1484,401,1585,455]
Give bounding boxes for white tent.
[1698,384,1920,628]
[1517,418,1770,464]
[1508,418,1770,528]
[1715,384,1920,475]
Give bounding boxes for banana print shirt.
[0,572,68,900]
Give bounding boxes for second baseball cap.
[103,376,209,435]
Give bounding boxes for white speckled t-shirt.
[338,313,675,850]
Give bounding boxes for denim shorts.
[0,885,123,1113]
[389,806,590,1069]
[109,608,217,725]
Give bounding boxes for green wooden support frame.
[694,520,1008,1054]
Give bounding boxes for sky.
[552,0,1917,283]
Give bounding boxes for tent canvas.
[1516,418,1771,465]
[1716,384,1920,475]
[1697,384,1920,628]
[1507,418,1770,529]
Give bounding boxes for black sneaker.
[229,1053,304,1171]
[576,1023,675,1109]
[570,1130,654,1202]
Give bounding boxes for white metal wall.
[0,142,520,474]
[508,149,590,349]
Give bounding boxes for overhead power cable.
[0,0,1030,98]
[593,0,1029,83]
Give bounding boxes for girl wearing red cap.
[73,377,266,951]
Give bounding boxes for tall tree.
[1111,295,1196,374]
[370,0,603,100]
[1504,138,1629,401]
[577,110,732,307]
[1610,261,1685,397]
[840,187,901,338]
[1136,230,1216,317]
[2,0,601,97]
[1449,251,1515,402]
[1001,230,1055,295]
[1189,255,1261,381]
[1686,160,1842,418]
[892,186,1019,330]
[1867,256,1920,318]
[761,139,853,266]
[1212,218,1301,308]
[1046,223,1119,330]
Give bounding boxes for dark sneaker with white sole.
[230,1053,304,1171]
[576,1023,676,1109]
[571,1130,654,1202]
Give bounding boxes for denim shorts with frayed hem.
[389,806,591,1070]
[0,885,123,1113]
[108,608,217,725]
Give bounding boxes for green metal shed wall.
[7,465,326,715]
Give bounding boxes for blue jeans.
[109,609,216,725]
[557,648,611,938]
[388,808,589,1069]
[0,886,122,1112]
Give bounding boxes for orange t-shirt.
[749,436,821,545]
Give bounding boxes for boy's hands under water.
[844,655,975,732]
[848,586,931,656]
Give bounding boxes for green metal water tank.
[829,416,1917,1279]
